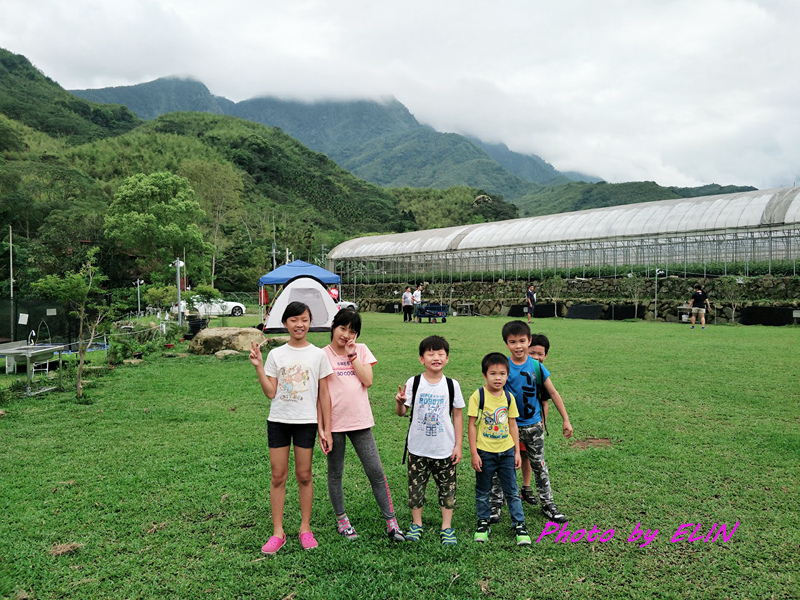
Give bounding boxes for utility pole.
[8,225,13,340]
[173,258,185,328]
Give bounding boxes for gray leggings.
[327,428,397,521]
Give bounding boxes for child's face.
[483,364,508,393]
[528,344,547,363]
[505,333,531,364]
[284,310,311,341]
[331,324,357,349]
[419,349,449,373]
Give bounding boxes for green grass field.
[1,315,798,599]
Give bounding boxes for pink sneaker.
[261,534,286,555]
[299,530,318,550]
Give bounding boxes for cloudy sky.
[2,0,798,188]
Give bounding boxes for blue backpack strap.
[402,375,422,464]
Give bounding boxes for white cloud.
[1,0,798,188]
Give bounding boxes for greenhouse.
[327,186,800,283]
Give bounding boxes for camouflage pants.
[489,421,553,508]
[407,453,457,510]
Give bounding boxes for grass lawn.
[1,314,798,599]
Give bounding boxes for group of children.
[249,301,572,554]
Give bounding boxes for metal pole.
[9,225,13,341]
[176,258,183,328]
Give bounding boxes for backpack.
[477,386,514,438]
[402,374,455,464]
[477,386,513,412]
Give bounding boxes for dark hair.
[419,335,449,356]
[330,308,361,340]
[694,284,703,290]
[529,334,550,355]
[501,320,531,342]
[405,286,411,291]
[282,301,312,324]
[482,352,509,375]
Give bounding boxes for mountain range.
[70,77,600,199]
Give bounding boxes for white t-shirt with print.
[264,343,333,424]
[403,374,465,459]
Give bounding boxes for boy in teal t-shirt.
[501,321,572,524]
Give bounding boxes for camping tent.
[258,260,340,287]
[262,277,340,333]
[259,261,341,333]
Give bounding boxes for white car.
[338,301,358,311]
[172,296,246,317]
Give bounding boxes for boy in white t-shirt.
[395,335,464,545]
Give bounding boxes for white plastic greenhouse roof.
[329,186,800,260]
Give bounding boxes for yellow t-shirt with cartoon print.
[468,386,519,453]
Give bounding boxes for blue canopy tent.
[258,260,340,286]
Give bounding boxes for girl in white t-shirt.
[323,308,405,543]
[249,301,333,555]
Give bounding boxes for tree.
[30,251,116,399]
[143,285,178,311]
[104,172,212,284]
[714,276,746,322]
[189,283,223,318]
[617,273,647,319]
[178,160,244,288]
[539,276,566,317]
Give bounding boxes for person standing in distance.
[526,284,536,323]
[402,286,414,323]
[688,284,711,329]
[413,285,423,323]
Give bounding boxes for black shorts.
[267,421,317,449]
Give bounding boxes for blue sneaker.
[440,527,456,546]
[405,523,423,542]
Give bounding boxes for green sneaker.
[440,527,457,546]
[405,523,423,542]
[474,518,490,543]
[514,522,532,546]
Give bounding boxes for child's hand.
[395,384,406,405]
[344,338,357,357]
[318,427,332,455]
[514,450,522,469]
[471,453,482,472]
[249,341,263,368]
[562,419,573,438]
[451,446,462,466]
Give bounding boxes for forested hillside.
[72,77,228,120]
[1,46,759,300]
[515,181,758,217]
[0,48,519,296]
[0,49,139,145]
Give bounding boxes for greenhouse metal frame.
[328,187,800,285]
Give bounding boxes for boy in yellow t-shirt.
[468,353,531,545]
